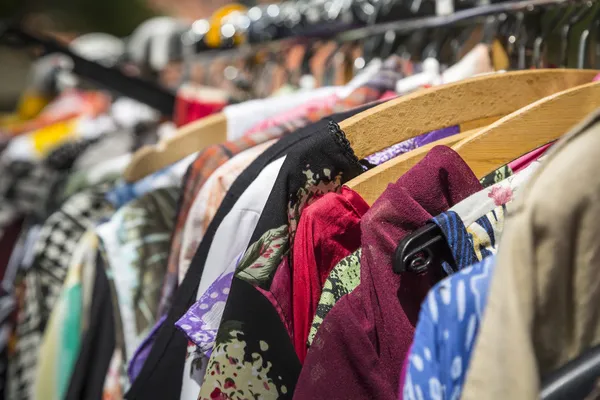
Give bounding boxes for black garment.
[197,119,365,399]
[65,254,115,400]
[125,104,378,400]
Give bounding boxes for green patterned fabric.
[479,164,513,188]
[96,186,179,393]
[308,249,361,347]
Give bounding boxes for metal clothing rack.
[187,0,574,55]
[337,0,572,40]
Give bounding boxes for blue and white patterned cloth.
[106,152,197,208]
[401,207,508,400]
[402,255,496,400]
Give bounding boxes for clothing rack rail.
[337,0,572,40]
[188,0,575,56]
[0,24,176,117]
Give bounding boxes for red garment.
[294,146,482,400]
[174,85,228,127]
[291,187,369,362]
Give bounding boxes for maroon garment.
[293,146,482,400]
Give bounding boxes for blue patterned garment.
[401,207,506,400]
[105,153,196,208]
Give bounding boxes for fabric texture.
[402,255,496,400]
[462,110,600,400]
[288,186,369,362]
[364,126,459,166]
[195,119,367,400]
[193,57,424,400]
[71,130,134,171]
[507,142,552,173]
[243,93,341,136]
[308,248,362,347]
[449,156,542,229]
[33,230,99,400]
[294,146,482,400]
[96,187,178,396]
[64,252,115,400]
[176,140,275,284]
[0,135,102,237]
[224,87,340,141]
[6,187,113,400]
[124,106,380,400]
[176,156,285,350]
[177,156,286,400]
[158,129,291,319]
[305,163,513,348]
[401,205,509,400]
[478,164,512,188]
[63,154,131,201]
[105,152,195,208]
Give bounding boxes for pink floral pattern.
[488,185,513,206]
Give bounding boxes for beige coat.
[461,110,600,400]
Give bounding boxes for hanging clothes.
[306,160,517,349]
[461,110,600,400]
[6,186,114,400]
[64,253,115,400]
[126,103,381,400]
[96,187,179,394]
[294,146,482,400]
[158,129,292,318]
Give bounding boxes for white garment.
[450,156,545,226]
[179,156,286,400]
[177,141,275,284]
[223,88,338,141]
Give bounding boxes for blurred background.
[0,0,267,111]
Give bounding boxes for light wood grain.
[346,130,477,205]
[453,81,600,178]
[340,69,599,160]
[123,113,227,182]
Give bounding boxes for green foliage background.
[0,0,158,36]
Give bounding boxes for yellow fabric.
[18,92,52,121]
[0,93,52,131]
[31,118,77,156]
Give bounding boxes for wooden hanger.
[343,69,598,204]
[340,69,598,160]
[349,128,481,204]
[453,80,600,178]
[123,113,227,182]
[393,81,600,275]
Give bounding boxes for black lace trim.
[327,119,361,167]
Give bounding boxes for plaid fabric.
[0,137,100,241]
[6,187,113,400]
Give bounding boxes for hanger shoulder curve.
[346,129,478,205]
[123,113,227,182]
[340,69,599,160]
[453,80,600,178]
